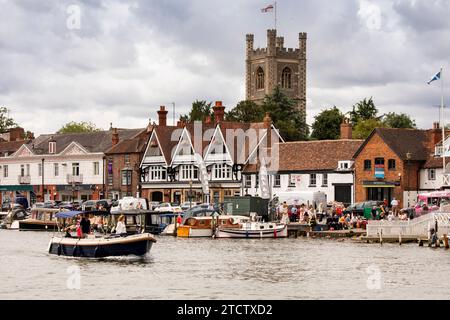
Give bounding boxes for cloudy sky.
[1,0,449,135]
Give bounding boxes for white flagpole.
[441,67,446,185]
[274,2,277,30]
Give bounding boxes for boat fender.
[94,246,100,258]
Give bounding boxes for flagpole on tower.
[441,67,446,183]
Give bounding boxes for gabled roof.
[353,128,432,161]
[0,140,32,157]
[105,129,150,154]
[244,139,363,173]
[29,129,143,155]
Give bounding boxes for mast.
[441,67,445,184]
[274,1,277,30]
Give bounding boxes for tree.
[349,97,378,125]
[225,100,264,122]
[383,112,416,129]
[57,121,101,134]
[179,100,213,122]
[0,107,17,133]
[311,107,344,140]
[262,86,308,141]
[353,118,386,139]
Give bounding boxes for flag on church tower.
[261,4,274,12]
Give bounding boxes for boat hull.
[215,224,288,238]
[48,233,156,258]
[177,226,213,238]
[19,219,58,231]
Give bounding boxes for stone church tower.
[245,29,307,119]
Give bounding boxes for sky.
[0,0,449,135]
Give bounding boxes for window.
[179,165,198,181]
[375,158,385,166]
[72,163,80,176]
[288,174,296,187]
[107,159,113,186]
[20,165,25,177]
[124,154,130,166]
[142,166,167,182]
[309,174,317,187]
[54,163,59,177]
[93,162,99,175]
[26,164,30,176]
[364,160,372,170]
[255,174,259,188]
[256,67,265,90]
[281,67,292,89]
[428,169,436,181]
[121,170,132,186]
[212,164,231,180]
[274,174,281,187]
[245,175,252,188]
[322,173,328,187]
[38,163,42,177]
[49,141,56,154]
[3,165,7,178]
[388,159,396,170]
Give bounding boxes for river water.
[0,230,449,299]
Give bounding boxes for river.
[0,230,448,299]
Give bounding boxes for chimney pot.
[340,118,352,139]
[212,101,225,123]
[112,128,119,146]
[157,105,168,126]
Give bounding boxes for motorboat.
[0,204,29,229]
[18,208,59,231]
[48,210,156,258]
[214,218,288,239]
[177,215,250,238]
[48,233,156,258]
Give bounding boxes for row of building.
[0,102,448,208]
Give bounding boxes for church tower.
[245,29,307,119]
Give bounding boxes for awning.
[0,185,33,192]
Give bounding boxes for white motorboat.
[215,220,288,238]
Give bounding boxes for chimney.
[112,128,119,146]
[340,118,352,139]
[431,121,443,146]
[9,127,25,142]
[213,101,225,124]
[157,106,168,126]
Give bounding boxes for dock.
[287,223,365,238]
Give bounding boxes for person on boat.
[290,205,298,222]
[80,214,91,238]
[64,226,73,238]
[176,213,182,225]
[115,214,127,235]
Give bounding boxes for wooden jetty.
[287,223,365,238]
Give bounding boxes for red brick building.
[353,126,442,207]
[104,128,151,200]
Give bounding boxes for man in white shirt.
[391,198,399,215]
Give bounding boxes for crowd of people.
[63,213,128,238]
[276,197,418,231]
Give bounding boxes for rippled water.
[0,229,449,299]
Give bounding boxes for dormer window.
[338,161,353,171]
[49,141,56,154]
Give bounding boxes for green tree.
[57,121,101,134]
[311,107,344,140]
[353,118,386,139]
[349,97,378,124]
[262,86,308,141]
[225,100,264,122]
[0,107,17,133]
[383,112,416,129]
[179,100,213,122]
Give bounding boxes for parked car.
[344,201,384,219]
[82,199,111,212]
[148,201,160,211]
[154,202,182,213]
[180,201,199,211]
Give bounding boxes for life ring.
[188,218,196,226]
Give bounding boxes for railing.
[366,211,450,237]
[18,175,31,184]
[67,174,83,184]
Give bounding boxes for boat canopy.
[110,209,154,215]
[55,211,83,218]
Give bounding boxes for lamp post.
[41,158,45,202]
[189,179,193,209]
[406,151,412,207]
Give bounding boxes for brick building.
[353,125,442,207]
[104,127,150,199]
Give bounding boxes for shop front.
[363,180,401,204]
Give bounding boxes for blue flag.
[428,71,441,85]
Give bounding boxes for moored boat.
[18,208,59,231]
[215,221,288,238]
[177,215,250,238]
[48,233,156,258]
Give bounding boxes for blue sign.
[374,165,384,179]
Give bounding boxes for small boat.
[18,208,59,231]
[215,220,288,238]
[177,215,250,238]
[48,233,156,258]
[48,209,156,258]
